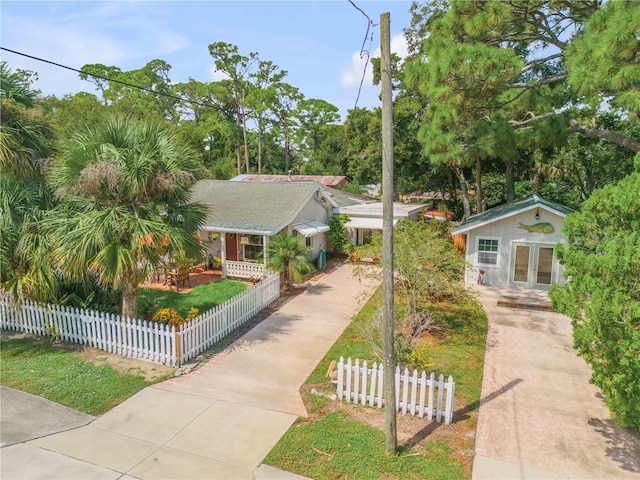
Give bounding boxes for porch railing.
[225,261,266,279]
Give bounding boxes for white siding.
[464,209,567,289]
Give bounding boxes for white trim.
[452,205,570,235]
[345,217,399,230]
[475,236,501,268]
[292,220,330,237]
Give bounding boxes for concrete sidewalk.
[472,285,640,480]
[1,264,379,480]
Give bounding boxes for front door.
[225,233,238,261]
[511,243,554,289]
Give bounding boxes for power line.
[0,46,221,111]
[347,0,378,110]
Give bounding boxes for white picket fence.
[0,273,280,367]
[336,356,455,424]
[177,272,280,362]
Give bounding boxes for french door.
[511,243,554,288]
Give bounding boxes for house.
[333,202,426,245]
[189,180,333,279]
[451,194,574,290]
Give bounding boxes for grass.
[265,410,466,480]
[264,286,488,479]
[138,279,247,318]
[0,336,154,415]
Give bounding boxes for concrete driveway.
[1,264,379,480]
[472,285,640,480]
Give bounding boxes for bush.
[152,306,200,329]
[152,308,185,329]
[550,171,640,430]
[327,214,350,253]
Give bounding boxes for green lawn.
[138,279,247,318]
[0,336,156,415]
[266,410,466,480]
[264,287,488,479]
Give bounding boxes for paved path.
[472,285,640,480]
[1,264,379,480]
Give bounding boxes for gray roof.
[189,180,320,235]
[319,185,375,208]
[451,195,575,235]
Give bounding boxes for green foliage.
[0,336,152,415]
[550,171,640,430]
[404,341,435,373]
[327,215,351,254]
[394,220,468,312]
[43,115,207,319]
[264,410,466,480]
[266,232,313,289]
[566,1,640,116]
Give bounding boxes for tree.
[295,99,340,172]
[208,42,258,175]
[343,107,381,185]
[44,116,207,319]
[406,0,639,153]
[80,60,176,120]
[394,220,468,314]
[247,60,287,173]
[266,232,313,290]
[550,169,640,430]
[271,82,303,174]
[0,62,58,300]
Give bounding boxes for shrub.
[152,308,185,329]
[550,171,640,430]
[328,214,351,253]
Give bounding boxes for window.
[477,238,499,266]
[242,235,263,262]
[306,236,312,247]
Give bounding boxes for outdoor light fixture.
[535,208,540,220]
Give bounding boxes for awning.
[345,217,398,230]
[292,220,330,237]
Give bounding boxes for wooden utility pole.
[380,11,397,455]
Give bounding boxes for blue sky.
[1,1,413,119]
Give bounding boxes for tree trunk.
[257,128,263,173]
[235,107,243,175]
[121,273,139,320]
[475,154,483,214]
[506,157,514,202]
[452,164,471,219]
[241,106,250,173]
[235,141,242,176]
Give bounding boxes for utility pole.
[380,11,397,456]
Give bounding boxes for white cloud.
[341,33,408,90]
[2,3,189,97]
[209,66,230,82]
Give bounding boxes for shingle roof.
[319,185,375,207]
[189,180,320,235]
[451,195,575,235]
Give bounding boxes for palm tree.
[44,116,207,319]
[0,62,58,299]
[266,232,314,290]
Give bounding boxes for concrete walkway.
[1,264,379,480]
[472,285,640,480]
